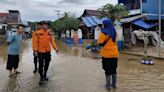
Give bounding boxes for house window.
[118,0,140,10]
[130,0,140,10]
[142,0,147,3]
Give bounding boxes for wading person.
[97,19,118,90]
[34,22,59,85]
[6,24,25,78]
[32,22,42,73]
[73,31,78,47]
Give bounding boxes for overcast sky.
[0,0,117,21]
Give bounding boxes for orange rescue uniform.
[33,29,58,53]
[98,32,119,58]
[32,31,37,51]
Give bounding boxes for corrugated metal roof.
[82,16,102,27]
[92,16,102,24]
[132,19,157,29]
[82,17,93,27]
[121,14,145,23]
[0,13,9,17]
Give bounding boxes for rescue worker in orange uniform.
[32,22,42,73]
[34,22,59,85]
[98,19,119,90]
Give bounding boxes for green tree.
[51,12,79,33]
[98,4,128,22]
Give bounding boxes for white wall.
[24,27,31,33]
[66,30,70,38]
[115,25,123,41]
[77,29,82,39]
[94,26,101,40]
[0,24,7,30]
[0,24,2,29]
[71,29,74,38]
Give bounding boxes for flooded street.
[0,39,164,92]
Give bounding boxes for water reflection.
[0,44,8,62]
[56,40,81,57]
[2,78,19,92]
[73,48,79,56]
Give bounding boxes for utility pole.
[54,10,62,19]
[140,0,143,14]
[158,0,161,57]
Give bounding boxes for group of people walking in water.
[6,19,118,90]
[6,21,59,85]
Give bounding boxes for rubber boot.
[33,68,37,73]
[39,71,44,85]
[106,75,111,90]
[39,76,44,85]
[112,74,117,89]
[44,73,49,81]
[33,55,38,73]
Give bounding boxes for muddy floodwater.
[0,39,164,92]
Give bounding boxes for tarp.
[82,16,102,27]
[131,30,159,46]
[132,19,157,29]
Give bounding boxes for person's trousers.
[102,57,118,75]
[33,52,38,70]
[38,52,51,78]
[102,57,118,87]
[6,54,19,70]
